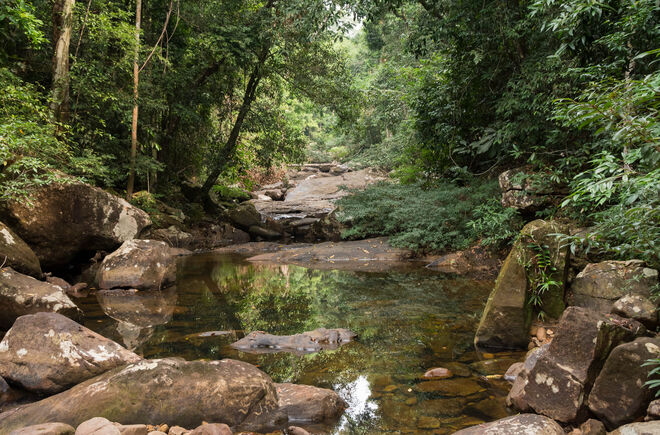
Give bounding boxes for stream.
[77,252,523,434]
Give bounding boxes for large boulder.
[227,203,262,230]
[612,294,658,330]
[499,168,563,213]
[452,414,564,435]
[97,240,188,290]
[0,312,140,394]
[0,182,151,269]
[570,260,658,315]
[0,221,41,278]
[275,383,347,423]
[587,337,660,429]
[231,329,356,355]
[608,421,660,435]
[0,359,285,433]
[509,307,643,423]
[475,220,569,349]
[0,268,79,329]
[8,423,75,435]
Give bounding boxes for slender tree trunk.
[199,48,269,197]
[127,0,142,199]
[51,0,75,125]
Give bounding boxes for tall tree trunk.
[127,0,142,199]
[51,0,75,125]
[199,48,269,197]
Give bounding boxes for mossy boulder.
[0,221,42,278]
[475,220,569,350]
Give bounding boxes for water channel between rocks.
[78,252,524,435]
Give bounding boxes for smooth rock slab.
[588,337,660,429]
[97,240,188,290]
[275,383,347,423]
[0,268,79,329]
[0,182,151,269]
[8,423,75,435]
[0,221,41,278]
[0,359,284,433]
[0,312,141,394]
[231,329,356,354]
[453,413,564,435]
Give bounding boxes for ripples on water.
[79,253,523,434]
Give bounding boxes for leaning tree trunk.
[51,0,75,125]
[127,0,142,199]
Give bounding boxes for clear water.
[78,253,522,434]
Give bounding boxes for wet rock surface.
[97,240,188,290]
[231,328,356,354]
[0,221,41,278]
[588,337,660,429]
[0,359,284,433]
[0,182,151,269]
[569,260,658,315]
[0,312,140,394]
[509,307,643,423]
[453,413,564,435]
[0,268,80,329]
[275,383,347,424]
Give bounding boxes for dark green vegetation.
[1,0,658,263]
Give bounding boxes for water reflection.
[79,253,522,433]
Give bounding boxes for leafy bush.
[336,180,522,253]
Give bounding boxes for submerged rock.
[97,240,188,290]
[587,337,660,429]
[453,413,564,435]
[275,383,347,424]
[0,182,151,269]
[0,312,140,394]
[0,359,285,433]
[0,221,41,278]
[0,268,79,329]
[510,307,643,423]
[231,328,356,354]
[475,220,569,350]
[570,260,658,315]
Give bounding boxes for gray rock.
[97,240,188,290]
[75,418,120,435]
[276,383,347,423]
[0,182,151,269]
[475,220,569,350]
[512,307,643,423]
[0,359,285,433]
[9,423,75,435]
[612,294,658,330]
[504,362,524,384]
[588,337,660,429]
[149,227,193,249]
[231,328,356,355]
[452,413,564,434]
[0,221,41,278]
[0,268,80,329]
[608,421,660,435]
[570,260,658,314]
[0,312,140,394]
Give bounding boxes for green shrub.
[336,179,521,253]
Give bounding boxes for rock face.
[509,307,643,423]
[0,221,42,278]
[499,168,562,213]
[453,414,564,435]
[0,268,79,329]
[275,383,347,423]
[0,312,141,394]
[506,344,549,412]
[587,337,660,429]
[8,423,76,435]
[0,182,151,269]
[0,359,285,433]
[570,260,658,315]
[475,220,569,349]
[612,294,658,329]
[231,329,356,354]
[97,240,187,290]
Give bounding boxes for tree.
[50,0,75,124]
[126,0,141,199]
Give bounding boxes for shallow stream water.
[78,252,523,434]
